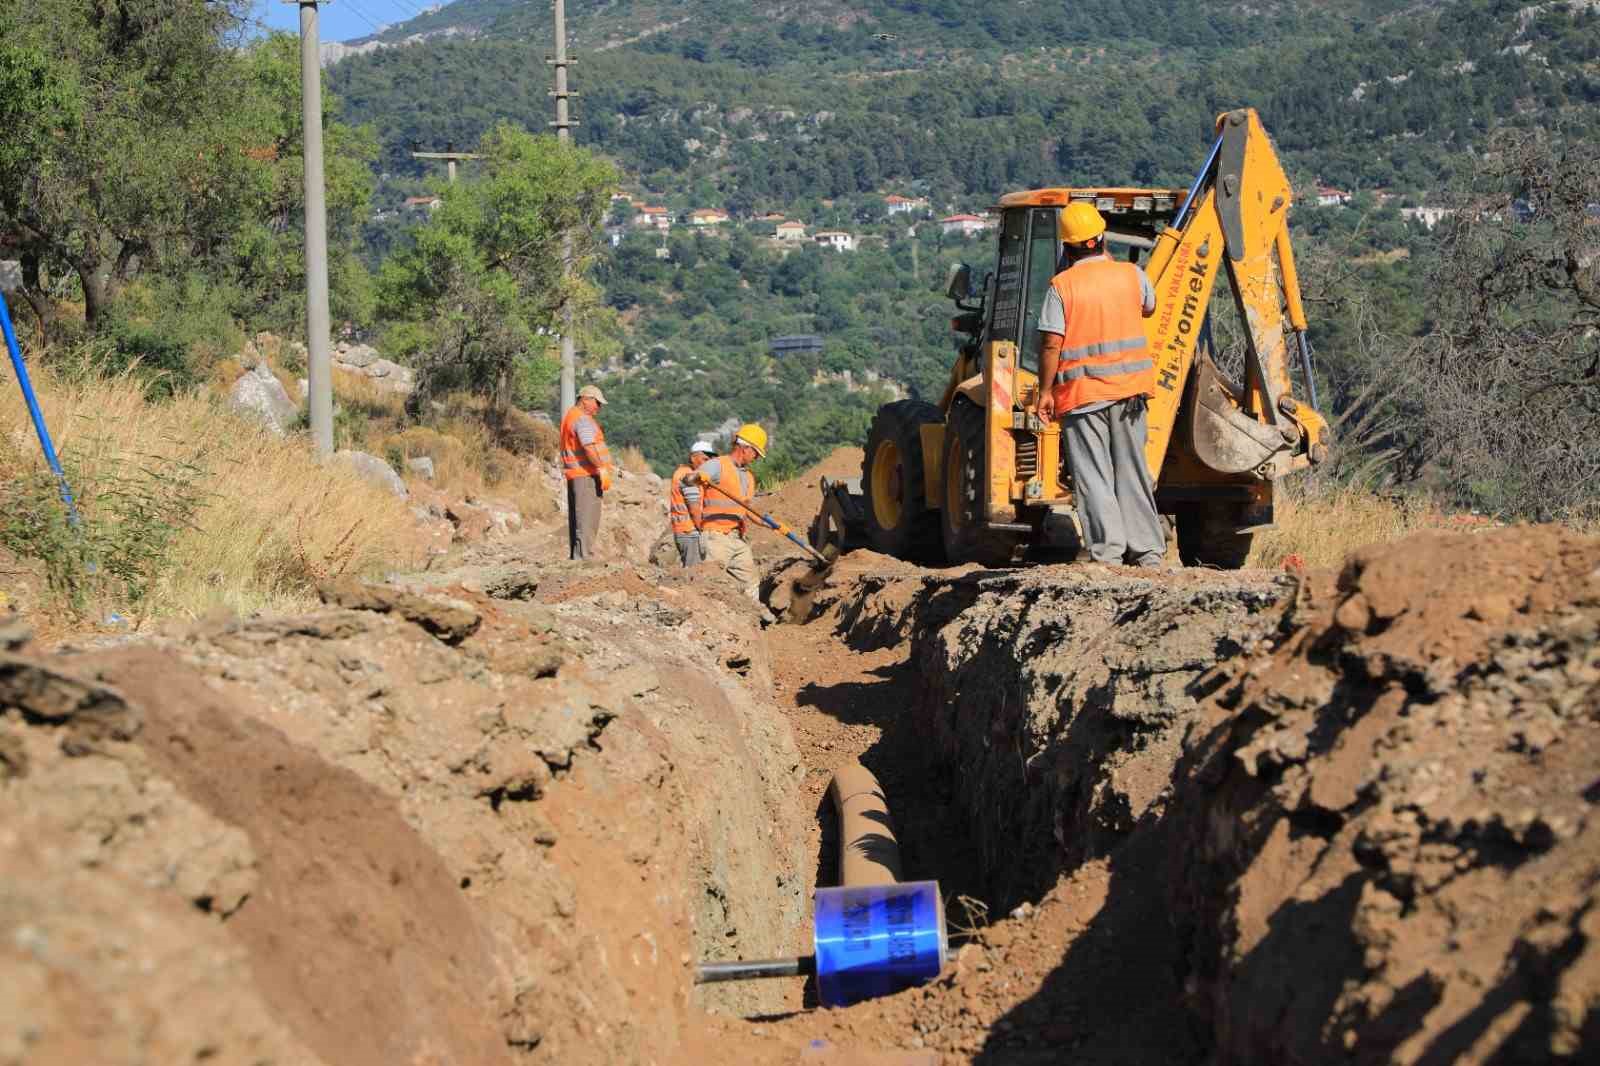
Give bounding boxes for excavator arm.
[1144,108,1329,482]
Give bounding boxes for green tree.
[0,0,251,328]
[377,123,615,412]
[0,4,374,341]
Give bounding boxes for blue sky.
[249,0,438,44]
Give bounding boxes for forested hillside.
[334,0,1600,198]
[322,0,1599,503]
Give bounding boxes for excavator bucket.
[1188,354,1296,476]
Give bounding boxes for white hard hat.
[690,440,716,456]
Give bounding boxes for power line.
[339,0,390,36]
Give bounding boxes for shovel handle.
[700,479,830,566]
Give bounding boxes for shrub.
[0,446,207,618]
[0,367,419,625]
[494,406,559,459]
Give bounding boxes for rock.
[406,456,436,481]
[446,500,494,543]
[318,580,481,643]
[331,450,407,499]
[469,496,523,538]
[254,332,282,360]
[337,343,378,369]
[0,614,30,652]
[365,358,403,379]
[228,363,299,435]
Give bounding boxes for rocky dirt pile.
[1,543,806,1065]
[1169,526,1600,1063]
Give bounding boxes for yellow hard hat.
[734,423,768,457]
[1058,202,1107,245]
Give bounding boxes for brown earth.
[1169,527,1600,1064]
[4,443,1598,1066]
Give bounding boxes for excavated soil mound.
[1170,526,1600,1064]
[1,548,808,1065]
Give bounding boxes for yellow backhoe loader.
[810,108,1330,568]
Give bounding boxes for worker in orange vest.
[1036,203,1165,567]
[669,439,716,566]
[559,384,615,560]
[683,423,767,599]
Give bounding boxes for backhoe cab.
[813,108,1330,569]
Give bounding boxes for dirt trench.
[761,526,1600,1065]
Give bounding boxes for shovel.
[699,478,836,570]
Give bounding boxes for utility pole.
[289,0,333,458]
[550,0,579,413]
[410,144,481,183]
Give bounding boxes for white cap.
[578,384,608,405]
[690,440,716,456]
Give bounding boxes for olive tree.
[377,123,615,413]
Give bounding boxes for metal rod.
[694,956,814,984]
[296,0,334,459]
[0,293,80,525]
[1173,133,1224,232]
[1296,331,1320,412]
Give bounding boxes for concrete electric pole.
[410,145,481,183]
[550,0,579,414]
[290,0,334,459]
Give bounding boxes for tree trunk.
[77,260,112,330]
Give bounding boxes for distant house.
[690,208,730,226]
[774,220,808,241]
[403,195,442,214]
[939,214,992,237]
[1401,206,1454,230]
[769,334,824,357]
[814,230,856,252]
[635,205,671,231]
[1315,185,1351,207]
[610,191,634,203]
[885,194,929,216]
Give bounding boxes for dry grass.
[373,412,557,525]
[1247,481,1444,571]
[0,367,421,628]
[333,367,407,420]
[618,444,653,475]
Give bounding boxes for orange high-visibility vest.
[1047,257,1154,414]
[560,407,613,481]
[699,457,753,535]
[668,464,696,534]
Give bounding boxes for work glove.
[691,470,712,485]
[599,470,613,493]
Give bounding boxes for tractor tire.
[1174,502,1255,569]
[940,398,1025,568]
[861,400,943,562]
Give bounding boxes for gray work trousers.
[567,476,602,560]
[674,532,704,567]
[1064,397,1165,566]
